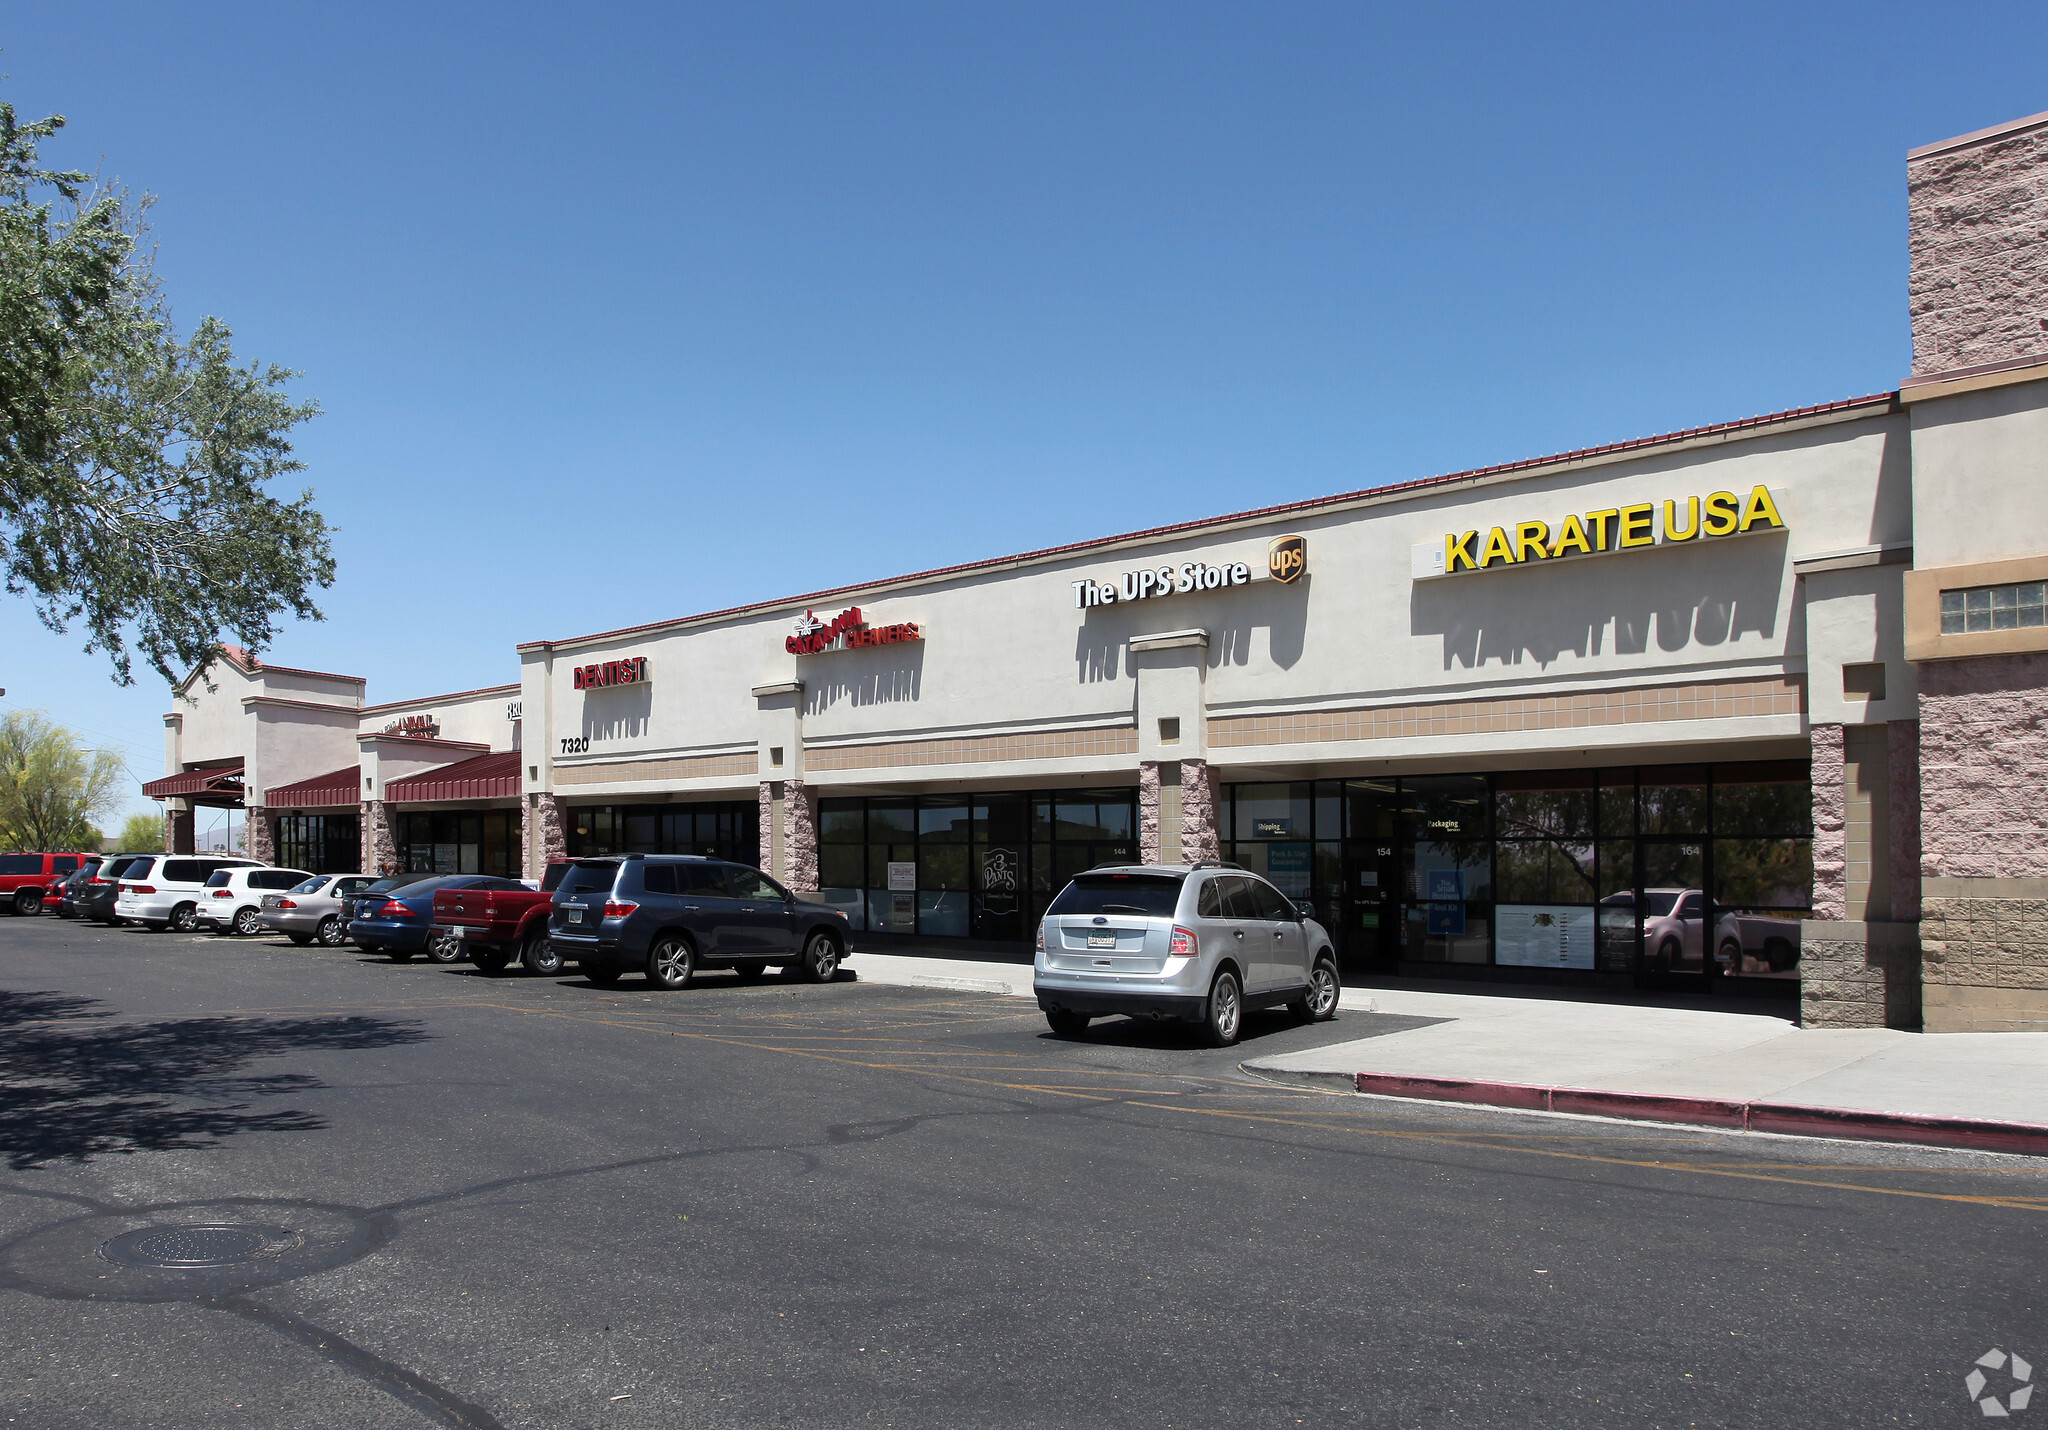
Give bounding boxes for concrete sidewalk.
[846,948,2048,1133]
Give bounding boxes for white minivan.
[197,865,314,935]
[115,856,264,932]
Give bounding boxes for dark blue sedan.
[348,875,527,961]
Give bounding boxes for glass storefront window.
[564,802,758,868]
[813,788,1137,940]
[1225,761,1811,984]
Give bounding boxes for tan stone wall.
[1888,719,1922,920]
[1800,923,1920,1030]
[805,725,1137,773]
[1207,676,1802,750]
[1908,116,2048,377]
[556,750,756,786]
[1920,880,2048,1031]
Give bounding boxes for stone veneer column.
[760,782,785,881]
[1916,652,2048,1032]
[1907,114,2048,376]
[784,780,819,893]
[361,800,396,874]
[1138,761,1162,865]
[523,792,566,877]
[1178,759,1221,863]
[245,805,275,864]
[1802,724,1922,1030]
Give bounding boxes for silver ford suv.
[1033,862,1340,1046]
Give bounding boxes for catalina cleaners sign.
[788,607,922,655]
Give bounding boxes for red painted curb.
[1351,1072,2048,1156]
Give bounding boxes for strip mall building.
[150,111,2048,1033]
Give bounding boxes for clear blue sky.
[3,2,2045,833]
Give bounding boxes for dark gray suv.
[548,854,852,988]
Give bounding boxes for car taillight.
[212,890,234,898]
[378,900,412,918]
[125,884,156,895]
[1168,926,1197,958]
[278,899,297,909]
[1035,922,1045,955]
[603,901,639,919]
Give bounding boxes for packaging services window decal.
[573,657,648,689]
[788,606,922,655]
[1412,486,1786,579]
[1073,535,1307,608]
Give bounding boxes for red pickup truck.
[431,861,572,975]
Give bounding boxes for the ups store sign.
[1072,535,1309,608]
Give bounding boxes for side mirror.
[1296,901,1315,921]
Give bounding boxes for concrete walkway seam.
[1351,1072,2048,1157]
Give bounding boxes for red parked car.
[0,852,94,916]
[430,861,573,975]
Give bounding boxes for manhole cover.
[98,1223,301,1269]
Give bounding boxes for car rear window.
[251,870,310,890]
[118,857,158,880]
[0,855,42,875]
[1047,872,1186,918]
[541,860,573,892]
[290,877,326,894]
[558,862,619,897]
[204,870,235,887]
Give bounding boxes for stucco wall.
[1908,378,2048,569]
[360,686,521,752]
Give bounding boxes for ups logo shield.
[1268,535,1307,584]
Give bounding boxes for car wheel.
[647,934,697,990]
[1201,968,1243,1048]
[1293,956,1340,1023]
[170,903,199,933]
[1717,937,1743,969]
[13,890,44,916]
[585,964,622,987]
[316,916,346,948]
[1045,1009,1092,1037]
[232,906,263,936]
[795,931,841,983]
[521,930,564,975]
[1656,935,1682,968]
[731,962,766,982]
[426,930,464,964]
[1765,938,1798,973]
[473,948,513,975]
[287,932,314,946]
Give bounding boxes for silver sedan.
[260,873,379,947]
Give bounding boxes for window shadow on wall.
[0,988,433,1169]
[1410,536,1789,671]
[582,684,652,742]
[805,646,926,713]
[1074,579,1312,682]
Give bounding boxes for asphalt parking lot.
[2,913,2046,1428]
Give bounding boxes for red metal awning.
[142,764,245,802]
[384,749,521,804]
[265,765,362,809]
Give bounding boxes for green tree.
[117,811,163,853]
[0,95,334,684]
[0,709,121,850]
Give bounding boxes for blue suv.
[548,855,852,988]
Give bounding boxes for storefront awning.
[265,765,363,809]
[384,750,521,804]
[141,763,245,805]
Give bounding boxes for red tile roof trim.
[520,392,1897,653]
[142,764,246,799]
[264,765,363,809]
[383,750,522,805]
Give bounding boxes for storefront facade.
[154,110,2048,1032]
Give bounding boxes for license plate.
[1087,933,1116,949]
[446,925,466,939]
[567,909,584,924]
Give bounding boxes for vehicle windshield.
[558,862,620,897]
[1046,873,1185,919]
[1641,890,1682,918]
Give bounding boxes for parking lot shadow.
[0,988,432,1169]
